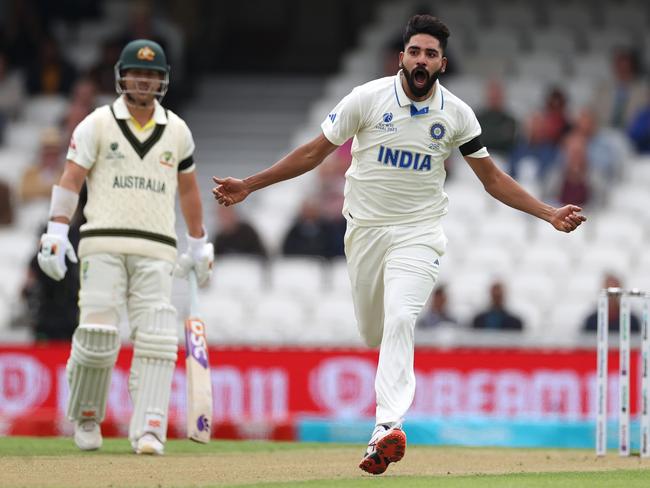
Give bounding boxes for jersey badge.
[107,141,126,160]
[328,113,336,123]
[430,122,446,140]
[159,150,176,168]
[375,113,397,133]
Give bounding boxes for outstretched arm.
[212,133,338,206]
[465,155,587,232]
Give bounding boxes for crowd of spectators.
[1,2,650,340]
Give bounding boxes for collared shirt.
[111,96,168,140]
[65,96,196,262]
[321,71,488,227]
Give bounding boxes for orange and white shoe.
[359,424,406,475]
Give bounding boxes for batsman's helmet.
[114,39,170,99]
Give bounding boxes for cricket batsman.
[37,39,213,455]
[213,15,586,474]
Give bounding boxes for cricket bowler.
[212,15,586,474]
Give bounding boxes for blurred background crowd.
[0,0,649,348]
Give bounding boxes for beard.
[401,64,442,98]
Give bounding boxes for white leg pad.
[66,324,120,422]
[128,304,178,444]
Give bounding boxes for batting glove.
[37,221,78,281]
[175,231,214,287]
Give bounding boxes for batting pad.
[66,324,121,422]
[128,304,178,443]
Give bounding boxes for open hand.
[212,176,250,206]
[550,205,587,233]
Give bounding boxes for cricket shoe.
[74,419,102,451]
[359,424,406,475]
[133,433,164,455]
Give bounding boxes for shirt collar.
[113,96,168,125]
[394,70,443,111]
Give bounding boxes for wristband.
[187,228,207,260]
[49,185,79,220]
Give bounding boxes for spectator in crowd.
[544,135,596,208]
[23,186,86,340]
[472,280,523,331]
[574,107,624,180]
[0,179,14,226]
[0,50,25,141]
[211,204,267,258]
[89,40,123,99]
[417,284,456,328]
[627,94,650,154]
[19,127,64,202]
[509,112,559,181]
[541,87,571,145]
[282,198,332,258]
[594,48,647,130]
[476,79,517,158]
[584,273,640,333]
[26,35,76,95]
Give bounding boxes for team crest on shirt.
[430,122,446,140]
[106,141,125,160]
[159,150,175,168]
[375,112,397,133]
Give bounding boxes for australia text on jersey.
[113,175,166,194]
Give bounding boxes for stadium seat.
[250,294,307,344]
[571,54,612,82]
[269,256,326,301]
[211,255,267,300]
[591,213,645,252]
[529,28,579,56]
[23,96,69,126]
[508,273,558,311]
[576,244,632,283]
[514,54,567,84]
[517,243,573,280]
[195,293,248,344]
[309,295,360,345]
[328,258,352,296]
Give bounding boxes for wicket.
[596,287,650,457]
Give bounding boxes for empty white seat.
[329,258,352,296]
[546,301,594,341]
[517,243,573,278]
[23,95,69,126]
[591,213,645,251]
[577,244,632,282]
[460,244,514,276]
[0,228,38,267]
[515,54,566,83]
[5,122,45,152]
[546,4,596,30]
[0,148,34,186]
[529,29,579,56]
[309,295,358,345]
[251,294,307,343]
[563,269,604,305]
[448,270,495,312]
[475,30,524,56]
[211,255,267,299]
[571,55,612,83]
[508,273,558,310]
[607,188,650,221]
[269,256,325,300]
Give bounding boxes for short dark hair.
[403,14,450,51]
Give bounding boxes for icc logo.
[430,122,446,140]
[382,112,393,123]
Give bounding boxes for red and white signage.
[0,345,637,435]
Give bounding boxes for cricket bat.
[185,269,212,443]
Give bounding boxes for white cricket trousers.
[345,221,446,425]
[78,253,175,331]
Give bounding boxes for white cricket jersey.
[321,72,488,227]
[67,96,196,263]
